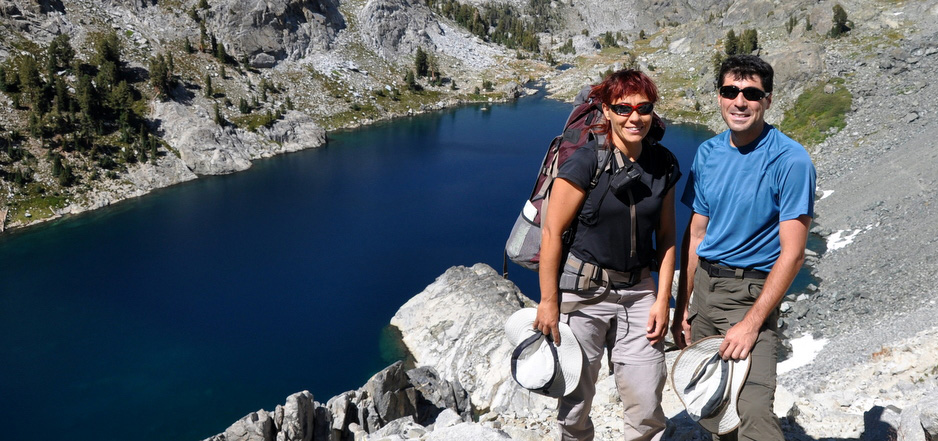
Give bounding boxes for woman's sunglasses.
[719,85,769,101]
[606,102,654,117]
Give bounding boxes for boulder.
[390,264,554,414]
[407,366,472,423]
[225,410,277,441]
[898,393,938,441]
[273,391,316,441]
[425,422,513,441]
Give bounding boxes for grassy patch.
[230,112,281,132]
[7,193,68,224]
[777,78,852,147]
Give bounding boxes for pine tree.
[215,41,229,63]
[18,55,44,112]
[148,136,159,159]
[108,80,133,118]
[405,70,418,91]
[92,31,122,69]
[787,16,798,35]
[52,153,64,177]
[830,4,850,38]
[204,74,213,98]
[47,34,75,73]
[739,29,758,54]
[53,76,69,114]
[149,53,174,101]
[724,29,739,55]
[210,34,218,56]
[0,64,7,92]
[95,60,119,94]
[414,47,429,77]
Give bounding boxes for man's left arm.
[719,215,811,360]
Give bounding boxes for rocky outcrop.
[357,0,437,60]
[207,0,345,66]
[357,0,503,70]
[389,264,545,415]
[150,100,326,175]
[204,363,475,441]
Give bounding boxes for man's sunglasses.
[719,85,769,101]
[606,102,654,117]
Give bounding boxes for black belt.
[699,259,768,280]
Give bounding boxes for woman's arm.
[647,187,676,344]
[672,212,709,348]
[534,177,586,345]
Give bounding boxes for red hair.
[589,69,659,139]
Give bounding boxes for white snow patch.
[778,334,828,375]
[826,225,872,250]
[819,190,834,200]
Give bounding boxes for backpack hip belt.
[559,254,650,313]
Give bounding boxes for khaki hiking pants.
[688,263,784,441]
[558,276,666,441]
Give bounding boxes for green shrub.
[777,79,852,147]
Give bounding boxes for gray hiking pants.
[558,277,666,441]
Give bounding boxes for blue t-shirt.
[681,124,816,272]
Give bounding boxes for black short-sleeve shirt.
[556,141,681,272]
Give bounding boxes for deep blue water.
[0,95,713,441]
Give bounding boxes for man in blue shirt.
[672,55,816,440]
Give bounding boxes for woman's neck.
[613,139,643,162]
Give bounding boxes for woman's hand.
[534,301,561,345]
[645,297,670,345]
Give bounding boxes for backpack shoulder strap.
[590,145,613,190]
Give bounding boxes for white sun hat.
[504,308,583,398]
[671,336,751,434]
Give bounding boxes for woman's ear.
[601,103,613,121]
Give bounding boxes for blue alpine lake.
[0,94,719,441]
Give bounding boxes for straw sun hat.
[504,308,583,398]
[671,336,751,434]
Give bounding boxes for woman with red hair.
[534,69,680,441]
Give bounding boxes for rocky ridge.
[0,0,916,232]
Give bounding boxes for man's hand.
[670,308,691,349]
[719,319,759,360]
[534,301,561,345]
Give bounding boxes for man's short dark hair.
[717,55,774,93]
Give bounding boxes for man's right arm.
[672,211,709,348]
